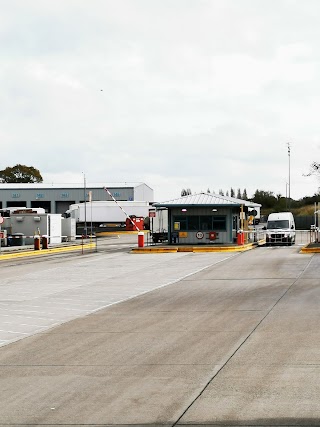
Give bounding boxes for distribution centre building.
[0,182,154,214]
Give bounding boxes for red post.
[42,235,49,249]
[237,231,244,245]
[34,236,40,250]
[138,232,144,248]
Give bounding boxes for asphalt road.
[0,240,319,426]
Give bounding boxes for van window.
[267,220,289,229]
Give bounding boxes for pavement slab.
[178,365,320,425]
[0,245,318,425]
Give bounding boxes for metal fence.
[244,229,314,246]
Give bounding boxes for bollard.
[237,231,244,245]
[42,235,48,249]
[138,231,144,248]
[34,235,40,250]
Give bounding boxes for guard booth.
[153,193,261,245]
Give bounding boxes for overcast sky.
[2,0,320,201]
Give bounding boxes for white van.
[265,212,296,246]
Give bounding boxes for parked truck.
[148,209,168,243]
[65,201,151,231]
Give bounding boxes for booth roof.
[153,192,261,208]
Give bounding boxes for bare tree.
[305,162,320,176]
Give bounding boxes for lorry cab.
[265,212,296,246]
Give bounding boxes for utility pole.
[287,142,291,209]
[83,172,87,236]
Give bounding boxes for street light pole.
[83,172,87,236]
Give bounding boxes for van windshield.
[267,220,289,229]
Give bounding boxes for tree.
[0,164,43,183]
[242,189,248,200]
[237,188,241,199]
[226,190,229,197]
[230,188,235,197]
[252,189,277,209]
[181,188,192,196]
[219,189,224,196]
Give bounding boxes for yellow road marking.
[0,244,96,260]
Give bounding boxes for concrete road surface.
[0,243,319,426]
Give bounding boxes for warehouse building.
[0,182,153,214]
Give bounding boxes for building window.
[173,215,226,231]
[200,215,212,230]
[174,215,187,231]
[187,216,199,230]
[212,216,226,230]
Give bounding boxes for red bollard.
[34,235,40,250]
[138,232,144,248]
[42,235,49,249]
[237,231,244,245]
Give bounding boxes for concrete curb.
[131,243,255,254]
[300,246,320,254]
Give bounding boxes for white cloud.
[1,0,320,202]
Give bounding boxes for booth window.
[173,215,226,231]
[188,216,199,230]
[200,215,212,230]
[212,215,226,230]
[174,215,187,231]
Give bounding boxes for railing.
[243,229,266,244]
[309,228,320,244]
[0,234,98,255]
[78,234,98,254]
[244,229,314,246]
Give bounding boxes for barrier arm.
[104,187,140,232]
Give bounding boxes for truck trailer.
[65,201,151,229]
[149,209,168,243]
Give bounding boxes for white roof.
[154,192,261,207]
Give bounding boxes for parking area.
[1,240,320,425]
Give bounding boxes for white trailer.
[149,209,168,243]
[65,201,151,226]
